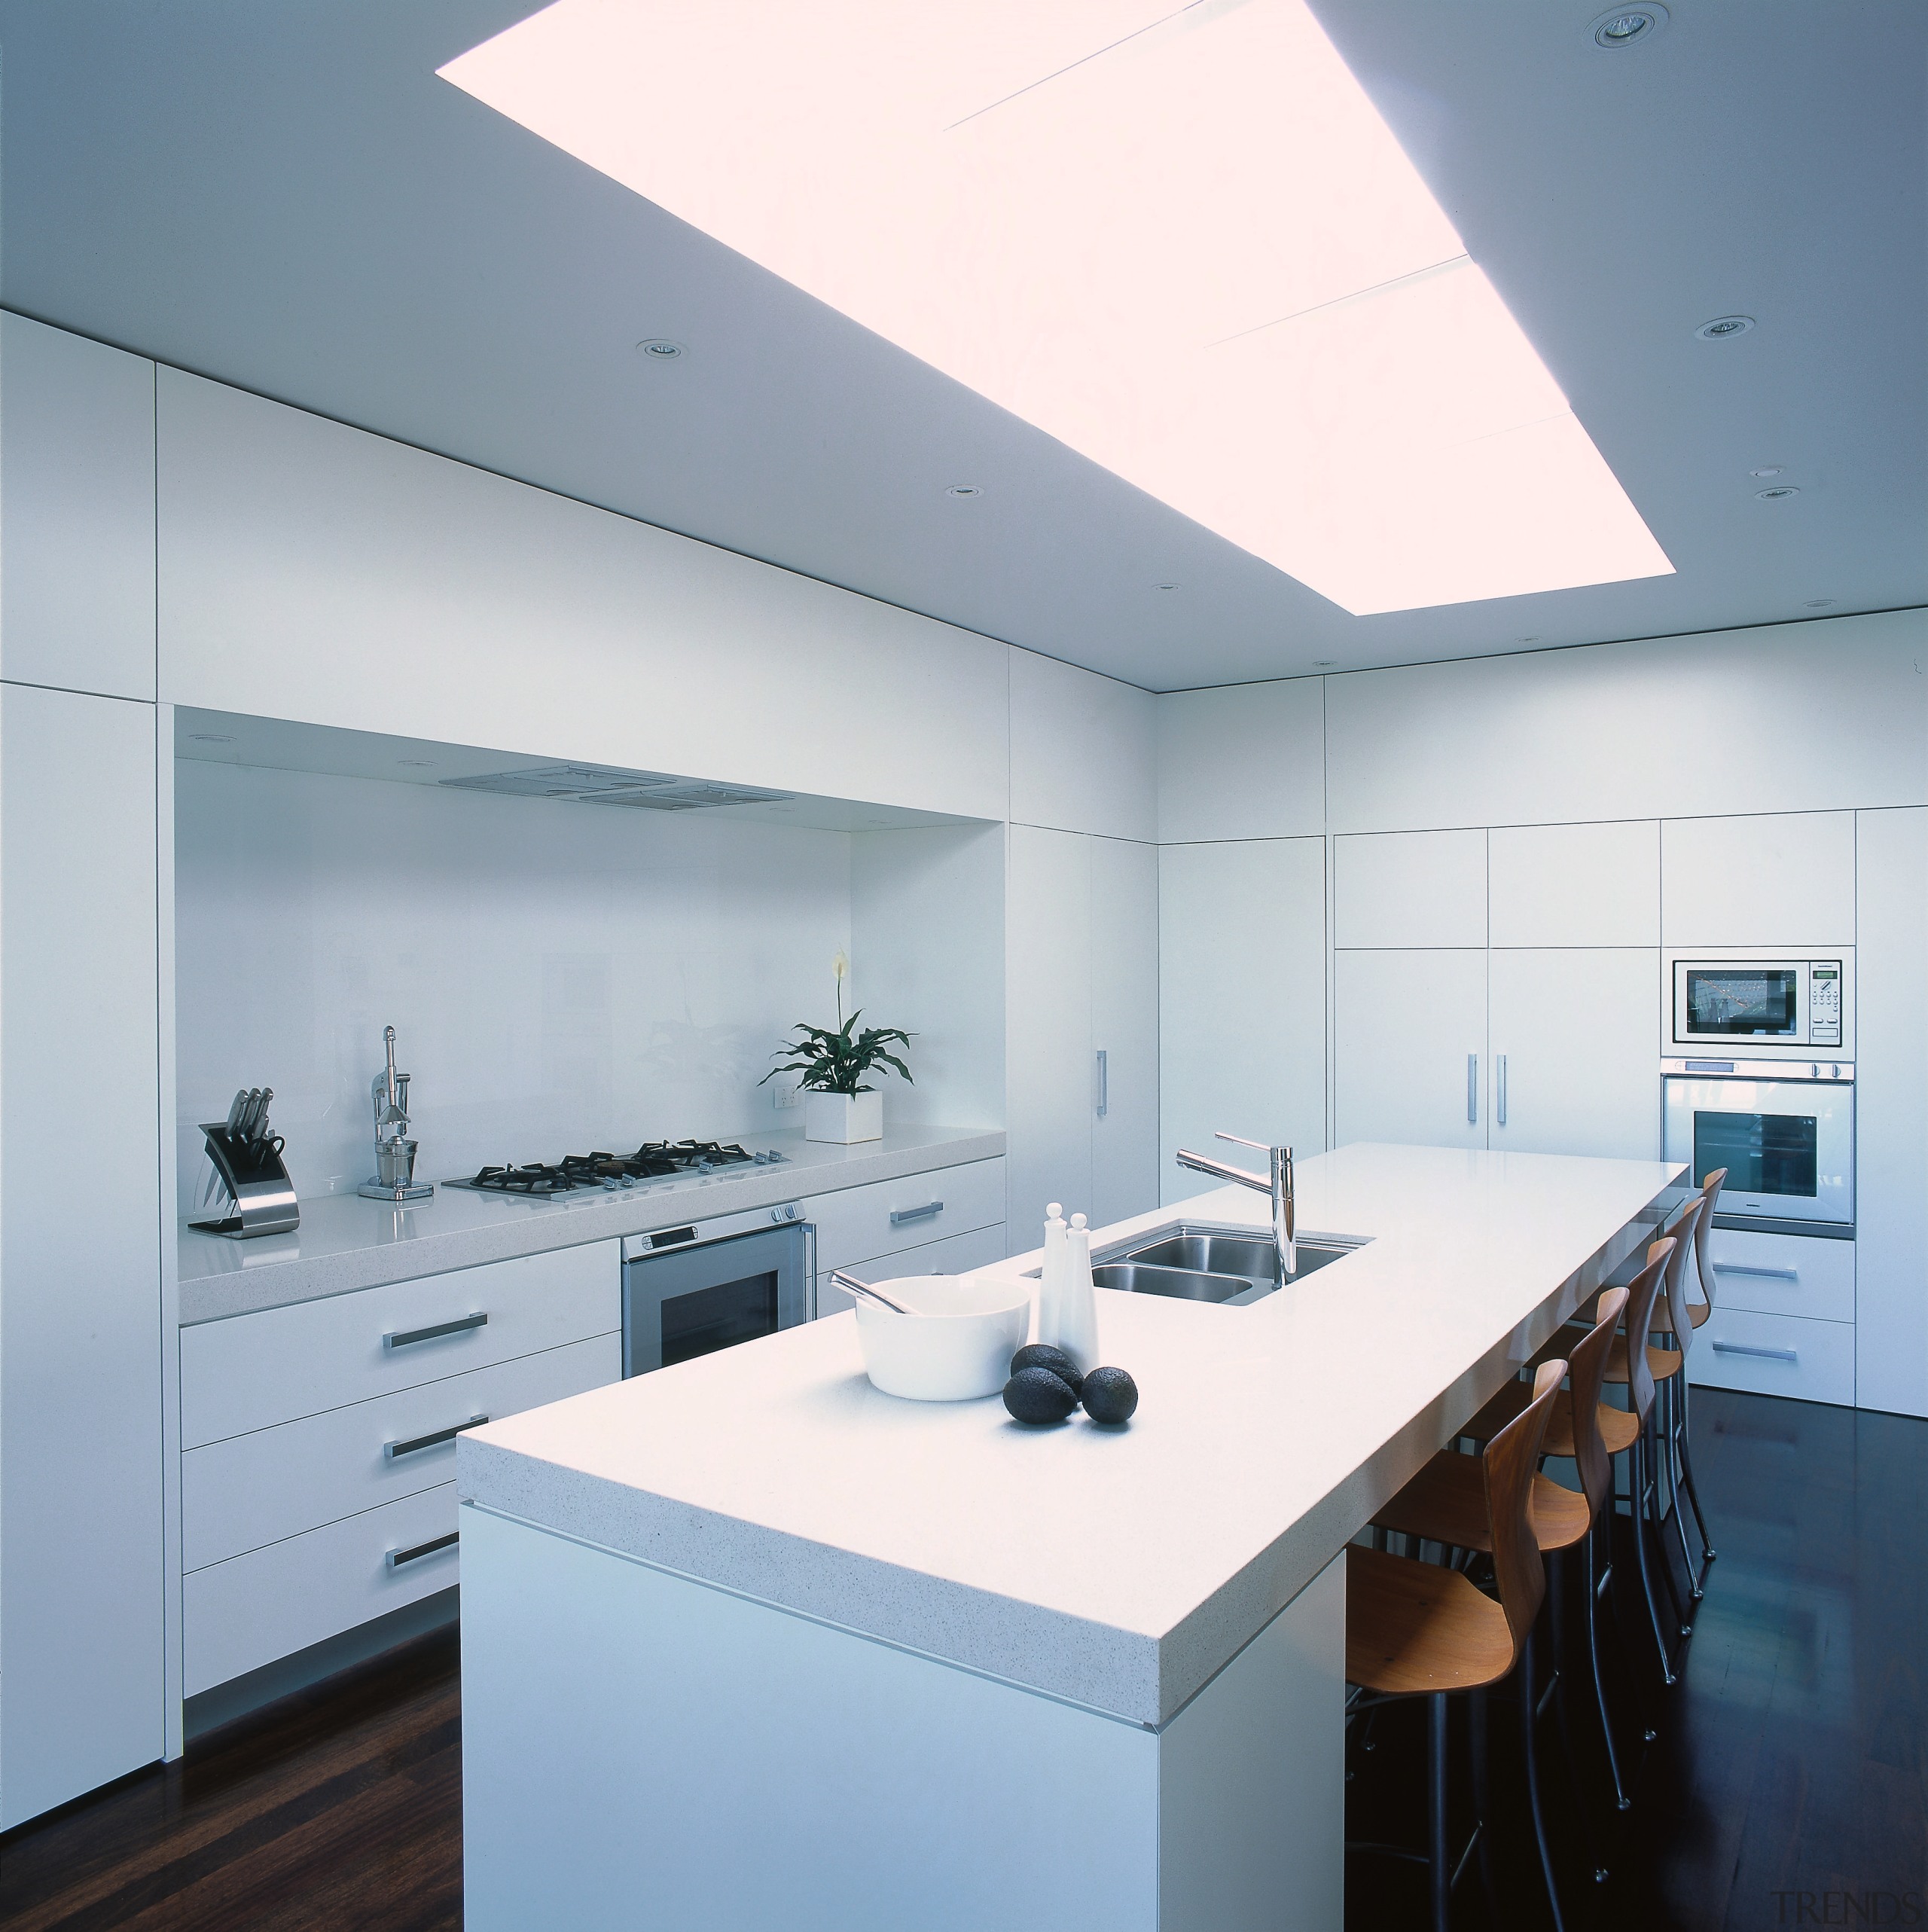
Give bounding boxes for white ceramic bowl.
[853,1274,1033,1402]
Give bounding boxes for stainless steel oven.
[1661,1057,1853,1234]
[1671,957,1843,1048]
[621,1204,813,1376]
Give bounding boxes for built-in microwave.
[1671,957,1843,1049]
[1661,1058,1853,1234]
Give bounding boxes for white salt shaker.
[1056,1212,1100,1375]
[1037,1203,1069,1354]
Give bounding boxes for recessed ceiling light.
[441,2,1673,617]
[397,759,438,768]
[1756,486,1800,501]
[1515,635,1542,644]
[1750,465,1785,478]
[1696,316,1755,341]
[635,337,685,361]
[1804,598,1836,609]
[188,733,236,743]
[1152,580,1181,591]
[945,484,981,499]
[1588,5,1667,49]
[1313,659,1337,667]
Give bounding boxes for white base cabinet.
[178,1242,620,1699]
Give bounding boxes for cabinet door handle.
[1095,1048,1109,1119]
[386,1531,459,1570]
[383,1311,487,1351]
[1712,1263,1798,1281]
[889,1201,944,1227]
[1496,1053,1508,1128]
[1466,1054,1478,1125]
[1711,1340,1798,1363]
[384,1415,488,1461]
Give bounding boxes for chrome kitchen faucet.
[1174,1134,1295,1277]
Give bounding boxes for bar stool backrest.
[1660,1195,1705,1372]
[1623,1235,1676,1424]
[1692,1167,1728,1312]
[1566,1284,1629,1521]
[1484,1357,1565,1666]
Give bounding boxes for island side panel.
[1157,1553,1344,1932]
[459,1505,1163,1932]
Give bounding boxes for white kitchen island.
[456,1143,1681,1930]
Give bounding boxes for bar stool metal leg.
[1629,1427,1678,1686]
[1582,1515,1635,1808]
[1427,1692,1450,1932]
[1520,1628,1567,1932]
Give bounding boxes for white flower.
[832,950,849,983]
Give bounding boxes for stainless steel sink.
[1039,1220,1369,1307]
[1091,1262,1256,1303]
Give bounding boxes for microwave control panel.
[1811,963,1842,1046]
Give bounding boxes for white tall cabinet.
[0,688,164,1827]
[1005,826,1158,1242]
[1,313,167,1826]
[1161,838,1327,1202]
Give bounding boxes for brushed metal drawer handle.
[1711,1341,1798,1363]
[386,1531,459,1571]
[384,1415,488,1461]
[889,1201,944,1227]
[383,1312,488,1351]
[1712,1263,1798,1281]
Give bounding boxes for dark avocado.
[1080,1366,1139,1425]
[1002,1366,1079,1424]
[1010,1342,1084,1393]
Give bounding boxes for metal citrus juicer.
[358,1024,435,1203]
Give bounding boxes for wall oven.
[1661,1058,1853,1235]
[621,1204,813,1377]
[1671,957,1843,1048]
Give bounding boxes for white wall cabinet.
[1489,822,1658,948]
[1333,829,1486,950]
[1160,838,1326,1205]
[1005,826,1157,1243]
[0,314,157,702]
[1333,949,1487,1151]
[1,684,164,1827]
[1661,811,1856,948]
[1853,807,1927,1417]
[1487,951,1661,1160]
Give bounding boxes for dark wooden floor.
[0,1626,461,1931]
[1,1387,1920,1930]
[1345,1387,1928,1929]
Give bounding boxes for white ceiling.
[3,1,1921,691]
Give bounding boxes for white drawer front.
[182,1239,620,1448]
[183,1484,462,1697]
[1689,1308,1855,1407]
[807,1158,1005,1276]
[182,1334,618,1573]
[818,1223,1010,1315]
[1706,1226,1853,1323]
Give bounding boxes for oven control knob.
[770,1202,801,1224]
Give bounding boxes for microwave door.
[1682,966,1800,1039]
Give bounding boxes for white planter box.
[804,1091,883,1143]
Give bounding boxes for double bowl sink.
[1032,1222,1369,1307]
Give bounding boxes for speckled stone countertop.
[459,1143,1682,1729]
[178,1124,1005,1324]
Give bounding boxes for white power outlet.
[773,1080,801,1110]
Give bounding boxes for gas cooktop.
[447,1141,787,1198]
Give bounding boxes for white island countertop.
[178,1122,1004,1323]
[459,1143,1680,1729]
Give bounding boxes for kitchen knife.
[252,1088,274,1146]
[240,1088,262,1142]
[225,1089,249,1137]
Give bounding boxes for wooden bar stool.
[1655,1167,1725,1586]
[1454,1271,1655,1818]
[1600,1198,1702,1675]
[1347,1360,1567,1932]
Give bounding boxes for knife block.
[190,1125,301,1239]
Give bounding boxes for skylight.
[439,0,1673,615]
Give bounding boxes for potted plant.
[763,954,914,1143]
